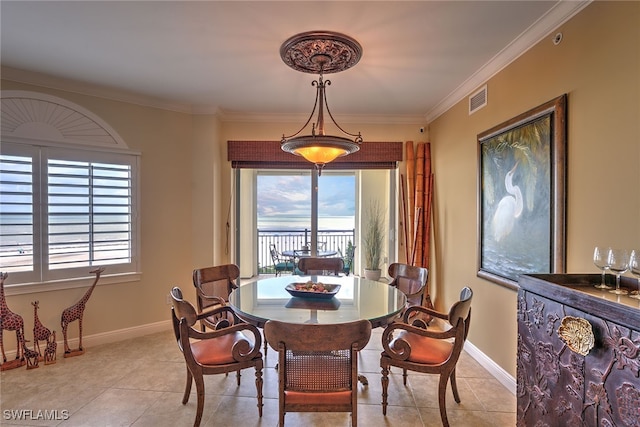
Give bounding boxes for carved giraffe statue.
[22,339,39,370]
[0,272,27,370]
[32,300,53,358]
[60,268,105,357]
[44,331,57,365]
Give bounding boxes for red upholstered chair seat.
[391,330,453,364]
[284,391,352,405]
[191,332,253,365]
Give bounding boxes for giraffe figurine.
[22,339,39,370]
[61,267,105,357]
[32,300,53,359]
[0,272,27,371]
[44,331,57,365]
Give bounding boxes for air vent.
[469,85,487,115]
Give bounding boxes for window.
[0,141,140,286]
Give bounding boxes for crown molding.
[217,110,426,125]
[425,0,592,123]
[1,66,198,114]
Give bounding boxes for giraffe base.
[1,359,26,371]
[63,348,85,358]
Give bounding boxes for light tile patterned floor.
[1,327,515,426]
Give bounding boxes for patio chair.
[338,245,356,276]
[270,243,295,276]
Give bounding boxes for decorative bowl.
[285,282,341,299]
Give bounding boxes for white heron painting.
[477,95,567,288]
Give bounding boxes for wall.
[428,1,639,377]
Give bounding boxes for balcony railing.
[258,228,355,274]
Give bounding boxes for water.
[258,215,354,232]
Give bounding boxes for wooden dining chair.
[387,263,431,318]
[264,319,372,426]
[192,264,239,332]
[170,286,263,427]
[380,287,473,427]
[297,256,344,276]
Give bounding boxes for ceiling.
[0,1,589,123]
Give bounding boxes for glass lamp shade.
[281,135,360,167]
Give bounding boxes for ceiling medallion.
[280,31,363,174]
[280,31,363,74]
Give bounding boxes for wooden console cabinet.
[517,274,640,426]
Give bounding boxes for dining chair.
[264,319,372,427]
[192,264,239,332]
[170,287,263,427]
[270,243,295,276]
[387,263,431,320]
[297,256,344,276]
[380,287,473,427]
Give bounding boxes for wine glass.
[607,248,629,295]
[628,249,640,299]
[593,246,612,289]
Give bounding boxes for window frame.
[1,140,141,294]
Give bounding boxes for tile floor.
[1,326,515,426]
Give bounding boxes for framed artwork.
[477,94,567,289]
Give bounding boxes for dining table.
[228,274,406,385]
[228,274,405,328]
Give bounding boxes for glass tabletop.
[229,275,406,327]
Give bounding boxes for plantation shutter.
[46,157,133,271]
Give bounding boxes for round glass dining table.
[228,274,406,327]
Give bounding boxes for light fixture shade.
[282,135,360,165]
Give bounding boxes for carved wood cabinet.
[517,274,640,426]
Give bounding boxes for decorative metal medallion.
[557,316,595,356]
[280,31,362,74]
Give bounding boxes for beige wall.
[428,1,639,376]
[2,1,637,380]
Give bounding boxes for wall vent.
[469,85,487,115]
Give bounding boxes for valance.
[228,140,402,170]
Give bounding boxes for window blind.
[228,141,403,169]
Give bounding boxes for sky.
[257,173,355,218]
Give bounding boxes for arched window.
[0,91,140,292]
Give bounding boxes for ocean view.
[258,215,355,231]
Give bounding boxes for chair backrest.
[297,257,344,275]
[192,264,239,311]
[265,319,371,353]
[265,319,371,394]
[170,286,199,342]
[270,243,281,263]
[388,263,429,307]
[449,286,473,340]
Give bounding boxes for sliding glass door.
[236,167,394,278]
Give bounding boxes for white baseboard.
[2,320,172,361]
[464,340,516,395]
